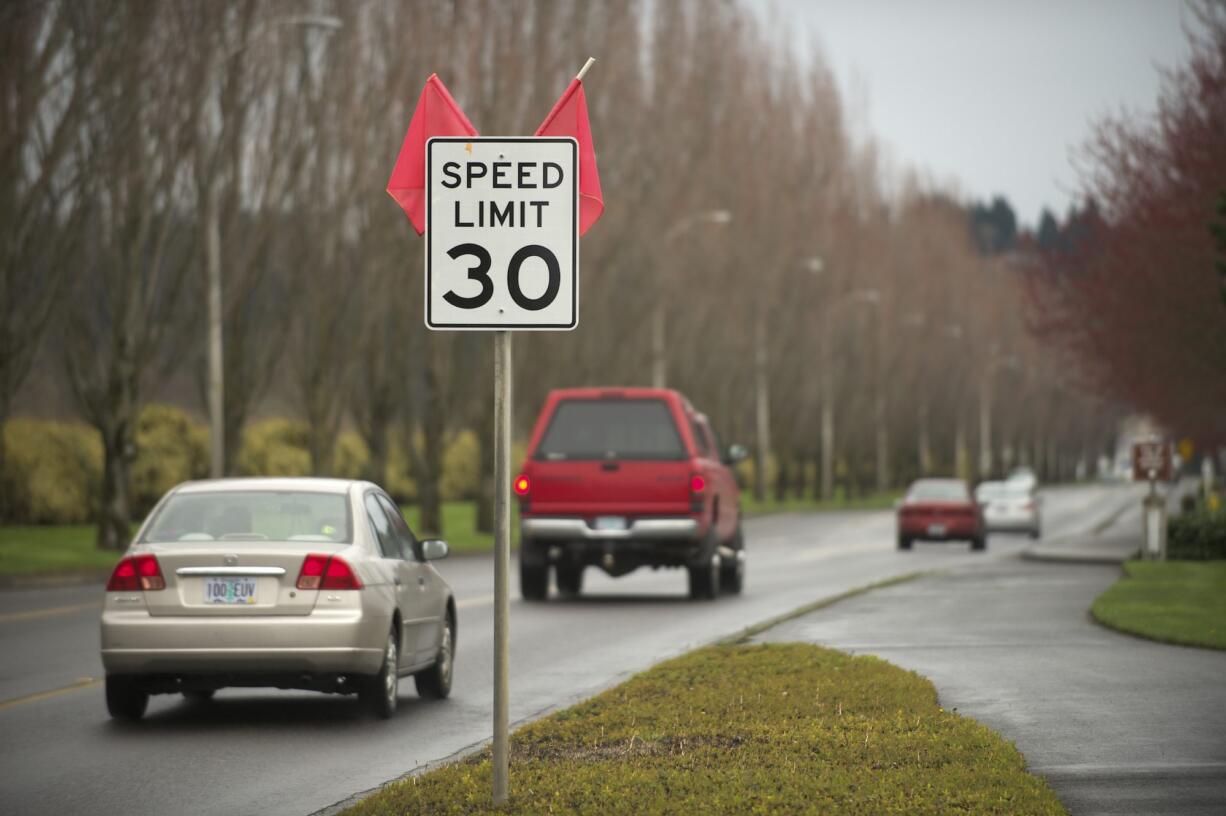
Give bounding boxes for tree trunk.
[476,394,494,533]
[366,420,390,486]
[97,417,135,551]
[0,397,9,524]
[774,454,789,503]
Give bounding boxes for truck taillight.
[690,474,706,494]
[296,554,362,590]
[514,474,531,496]
[106,554,165,591]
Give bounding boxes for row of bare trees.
[2,0,1112,547]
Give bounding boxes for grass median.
[1091,560,1226,650]
[345,643,1065,816]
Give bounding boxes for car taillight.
[296,554,363,590]
[107,555,165,591]
[514,474,531,496]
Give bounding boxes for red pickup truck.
[515,387,747,601]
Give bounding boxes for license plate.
[927,524,946,537]
[204,576,258,605]
[594,516,628,531]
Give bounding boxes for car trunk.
[527,459,694,516]
[140,542,347,617]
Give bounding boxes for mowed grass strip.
[1091,560,1226,650]
[345,643,1066,816]
[0,525,120,576]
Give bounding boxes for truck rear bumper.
[521,517,699,541]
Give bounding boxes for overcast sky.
[761,0,1200,227]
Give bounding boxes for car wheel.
[415,612,454,700]
[720,525,746,594]
[360,627,399,719]
[688,552,719,600]
[971,536,987,551]
[1030,526,1041,540]
[897,535,913,551]
[556,564,583,597]
[520,541,549,601]
[105,675,148,721]
[182,689,215,703]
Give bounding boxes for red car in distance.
[514,387,747,601]
[897,478,986,551]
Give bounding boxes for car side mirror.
[421,539,449,561]
[725,444,749,465]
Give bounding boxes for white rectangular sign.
[426,137,578,330]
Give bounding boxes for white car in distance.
[100,478,455,720]
[975,480,1042,539]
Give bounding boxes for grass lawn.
[0,492,896,578]
[0,525,121,576]
[741,489,902,517]
[1091,560,1226,650]
[344,642,1065,816]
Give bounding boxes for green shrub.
[132,404,208,516]
[442,430,479,500]
[2,418,102,524]
[1168,509,1226,560]
[238,419,312,477]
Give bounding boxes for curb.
[0,569,112,591]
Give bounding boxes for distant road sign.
[1132,441,1171,482]
[426,137,578,330]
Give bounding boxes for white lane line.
[0,601,101,625]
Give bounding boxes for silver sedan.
[100,477,455,720]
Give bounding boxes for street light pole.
[204,13,342,478]
[818,288,880,501]
[652,210,731,388]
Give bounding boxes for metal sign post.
[425,135,579,806]
[1132,441,1171,560]
[492,329,511,803]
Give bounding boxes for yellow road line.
[0,677,101,712]
[456,594,495,609]
[0,601,101,625]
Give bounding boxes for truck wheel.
[971,536,987,551]
[897,535,913,551]
[688,553,719,600]
[720,525,745,594]
[105,675,148,721]
[519,540,549,601]
[556,564,583,597]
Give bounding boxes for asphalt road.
[0,483,1147,815]
[758,523,1226,814]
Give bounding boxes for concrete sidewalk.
[755,558,1226,816]
[1023,478,1198,564]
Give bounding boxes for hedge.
[1167,507,1226,560]
[2,408,492,525]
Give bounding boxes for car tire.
[520,540,549,601]
[971,536,987,551]
[415,612,454,700]
[105,675,148,721]
[720,525,746,594]
[1030,526,1041,540]
[897,535,913,551]
[360,627,399,719]
[556,564,583,597]
[182,689,215,703]
[688,552,719,601]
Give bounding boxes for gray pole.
[754,301,770,502]
[978,373,991,479]
[492,330,511,804]
[820,324,834,501]
[205,185,225,479]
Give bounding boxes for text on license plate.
[595,516,628,531]
[927,524,946,537]
[204,577,258,605]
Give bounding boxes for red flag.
[535,78,603,236]
[387,74,478,235]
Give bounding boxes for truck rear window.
[535,399,686,461]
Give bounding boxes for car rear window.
[908,481,970,502]
[535,399,686,461]
[141,491,352,543]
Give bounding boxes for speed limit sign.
[426,137,578,330]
